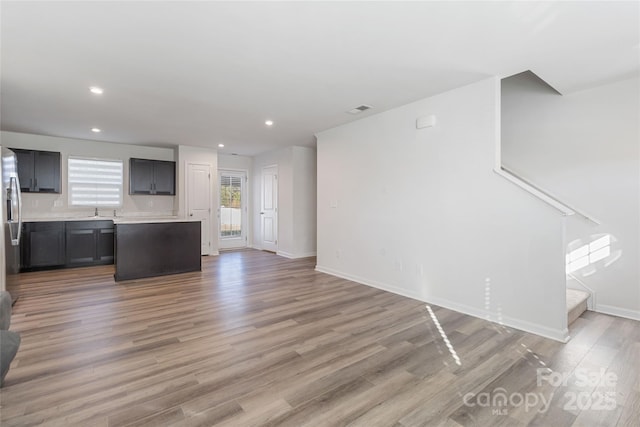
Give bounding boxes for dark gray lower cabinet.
[22,220,114,271]
[65,221,114,267]
[22,222,65,268]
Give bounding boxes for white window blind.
[68,157,123,207]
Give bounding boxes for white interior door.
[187,163,211,255]
[261,165,278,252]
[218,170,247,249]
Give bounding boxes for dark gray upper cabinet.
[129,158,175,195]
[13,149,61,193]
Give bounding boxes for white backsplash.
[21,192,177,220]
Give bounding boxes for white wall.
[292,146,317,257]
[0,131,176,218]
[316,78,569,341]
[218,153,252,171]
[177,145,218,255]
[252,146,317,258]
[502,73,640,320]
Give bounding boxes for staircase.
[495,163,600,333]
[567,288,590,325]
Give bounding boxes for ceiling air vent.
[347,104,373,115]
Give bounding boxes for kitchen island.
[113,218,201,282]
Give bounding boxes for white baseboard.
[315,264,570,343]
[315,265,424,302]
[595,304,640,321]
[424,294,569,343]
[278,250,317,259]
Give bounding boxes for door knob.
[260,212,264,215]
[190,213,193,217]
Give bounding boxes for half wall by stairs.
[567,288,590,325]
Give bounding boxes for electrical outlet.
[53,199,63,208]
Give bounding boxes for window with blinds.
[68,157,123,207]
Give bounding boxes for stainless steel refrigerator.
[1,147,22,304]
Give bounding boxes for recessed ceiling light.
[91,128,101,133]
[218,143,225,148]
[265,120,274,126]
[89,86,104,95]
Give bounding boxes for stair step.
[567,289,590,325]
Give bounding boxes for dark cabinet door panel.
[22,222,65,268]
[15,149,35,192]
[30,231,65,267]
[66,229,96,265]
[153,161,176,195]
[97,229,115,262]
[34,151,61,193]
[129,158,154,194]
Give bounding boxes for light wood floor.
[1,249,638,426]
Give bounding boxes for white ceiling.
[1,1,638,156]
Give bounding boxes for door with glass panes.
[218,170,247,249]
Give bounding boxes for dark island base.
[114,221,201,282]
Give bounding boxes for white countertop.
[23,216,199,224]
[23,216,115,222]
[113,217,200,224]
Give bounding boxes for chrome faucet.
[94,207,99,217]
